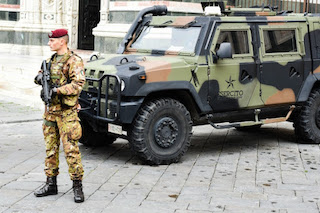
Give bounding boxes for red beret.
[48,29,68,38]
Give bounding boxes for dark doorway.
[78,0,100,50]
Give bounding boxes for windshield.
[130,26,201,53]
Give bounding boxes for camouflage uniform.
[42,50,85,180]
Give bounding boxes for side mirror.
[216,42,232,59]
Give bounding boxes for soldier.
[34,29,85,203]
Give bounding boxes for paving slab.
[0,98,320,213]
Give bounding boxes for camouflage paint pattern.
[39,50,85,180]
[43,109,84,180]
[48,50,85,111]
[80,9,320,125]
[149,16,197,27]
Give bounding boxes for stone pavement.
[0,97,320,213]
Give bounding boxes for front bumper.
[79,74,143,134]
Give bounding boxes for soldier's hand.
[52,87,58,94]
[76,103,81,112]
[49,87,58,99]
[34,73,43,85]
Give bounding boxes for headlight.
[121,80,126,91]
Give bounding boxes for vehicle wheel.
[235,124,262,131]
[294,88,320,144]
[129,98,193,165]
[80,120,117,146]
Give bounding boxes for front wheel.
[129,98,193,165]
[294,88,320,144]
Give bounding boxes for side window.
[263,30,297,53]
[216,31,249,55]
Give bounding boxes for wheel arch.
[135,81,212,120]
[142,89,201,122]
[298,73,320,102]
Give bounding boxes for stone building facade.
[0,0,207,55]
[0,0,317,55]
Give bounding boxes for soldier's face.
[48,38,63,52]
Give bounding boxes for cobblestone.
[0,98,319,212]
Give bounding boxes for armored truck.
[79,4,320,165]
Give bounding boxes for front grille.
[83,73,121,122]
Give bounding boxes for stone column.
[100,0,110,24]
[93,0,130,53]
[66,0,79,49]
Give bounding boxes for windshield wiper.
[161,20,173,25]
[180,20,197,28]
[159,20,196,28]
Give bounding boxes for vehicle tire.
[294,88,320,144]
[80,120,117,146]
[129,98,193,165]
[235,124,262,131]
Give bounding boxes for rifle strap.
[60,51,74,84]
[48,53,55,70]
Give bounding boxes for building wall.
[0,0,318,55]
[0,0,79,55]
[0,0,20,21]
[0,0,208,55]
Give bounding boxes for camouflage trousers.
[42,108,84,180]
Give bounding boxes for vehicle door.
[207,23,260,112]
[258,22,306,105]
[310,20,320,73]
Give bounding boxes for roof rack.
[223,8,277,16]
[223,3,278,16]
[203,1,287,17]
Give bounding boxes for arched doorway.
[78,0,100,50]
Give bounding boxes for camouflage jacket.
[48,50,85,112]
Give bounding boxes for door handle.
[289,67,300,77]
[240,70,252,82]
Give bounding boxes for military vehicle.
[78,3,320,165]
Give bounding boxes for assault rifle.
[41,60,52,109]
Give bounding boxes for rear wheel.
[129,98,193,165]
[294,88,320,144]
[80,120,116,146]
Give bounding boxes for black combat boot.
[34,176,58,197]
[73,180,84,203]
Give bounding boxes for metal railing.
[84,74,121,122]
[235,0,320,13]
